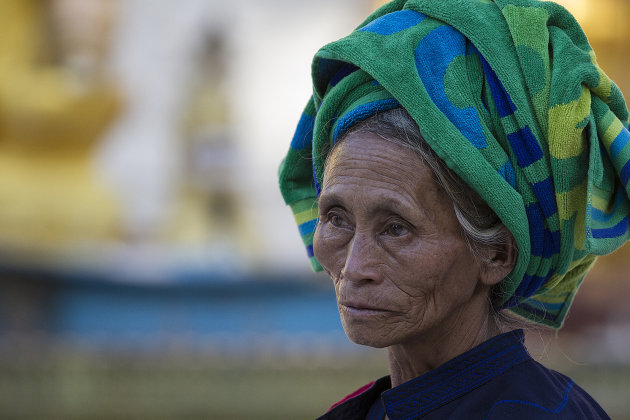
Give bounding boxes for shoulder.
[317,376,391,420]
[328,381,376,411]
[477,358,610,419]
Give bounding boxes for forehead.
[324,131,433,188]
[321,131,449,217]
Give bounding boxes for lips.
[339,301,391,316]
[340,301,385,311]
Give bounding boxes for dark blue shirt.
[317,330,609,419]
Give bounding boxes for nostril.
[341,258,380,284]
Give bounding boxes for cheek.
[313,222,350,274]
[389,239,473,297]
[416,243,478,301]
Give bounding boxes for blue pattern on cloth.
[359,10,426,36]
[290,113,315,150]
[333,99,400,142]
[414,27,487,149]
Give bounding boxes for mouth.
[339,302,390,317]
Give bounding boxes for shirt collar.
[382,329,531,419]
[318,375,391,420]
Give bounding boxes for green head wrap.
[278,0,630,328]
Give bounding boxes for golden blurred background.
[0,0,628,419]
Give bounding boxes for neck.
[386,306,500,388]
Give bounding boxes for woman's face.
[313,131,486,348]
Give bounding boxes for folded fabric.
[278,0,630,328]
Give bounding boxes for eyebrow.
[367,201,430,222]
[318,189,432,221]
[317,191,344,212]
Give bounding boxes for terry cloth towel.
[278,0,630,328]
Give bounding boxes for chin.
[343,324,393,349]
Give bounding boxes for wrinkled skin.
[313,132,514,385]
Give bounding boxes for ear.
[478,227,517,287]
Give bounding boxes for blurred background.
[0,0,627,418]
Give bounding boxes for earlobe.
[479,228,518,287]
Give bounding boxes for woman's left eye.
[385,223,408,237]
[330,214,343,227]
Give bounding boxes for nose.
[342,231,381,283]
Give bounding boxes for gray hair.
[325,108,517,290]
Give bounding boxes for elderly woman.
[279,0,628,418]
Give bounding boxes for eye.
[329,213,344,227]
[323,209,352,231]
[385,222,409,237]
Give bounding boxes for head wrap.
[278,0,630,328]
